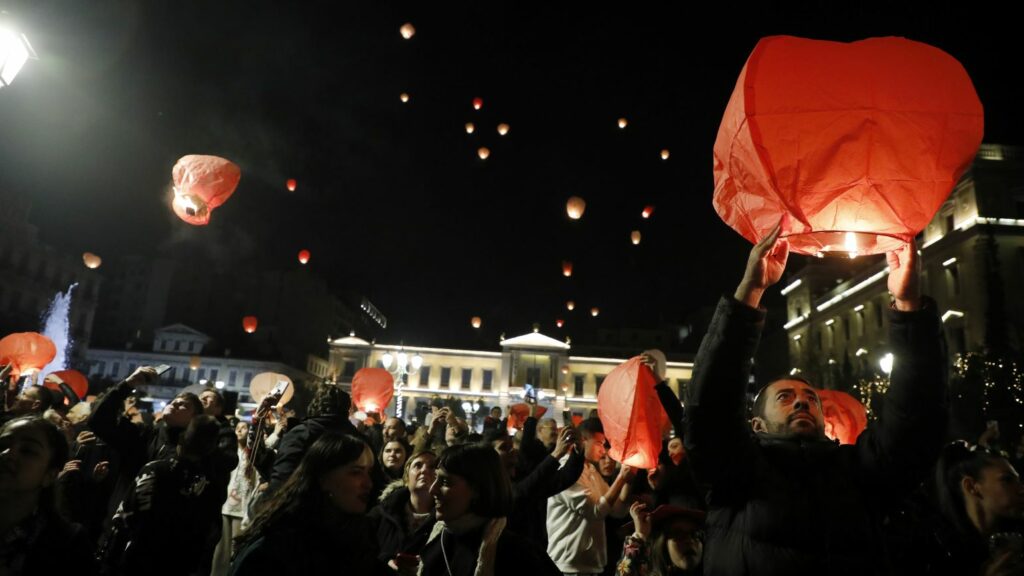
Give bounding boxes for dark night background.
[1,2,1020,352]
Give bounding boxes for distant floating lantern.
[618,118,628,129]
[497,123,510,136]
[631,230,642,245]
[298,249,311,264]
[82,252,102,269]
[471,316,482,329]
[591,307,600,317]
[472,97,483,110]
[556,319,564,328]
[642,205,654,219]
[567,300,575,311]
[171,155,241,226]
[189,356,201,371]
[561,366,569,375]
[286,178,297,192]
[465,122,475,134]
[562,261,573,277]
[661,149,670,160]
[400,23,416,40]
[242,316,258,334]
[566,196,586,220]
[477,147,490,160]
[400,92,410,103]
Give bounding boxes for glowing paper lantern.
[497,123,510,136]
[661,149,670,160]
[571,414,583,427]
[566,196,586,220]
[286,178,297,192]
[642,205,654,219]
[171,155,241,226]
[597,357,671,469]
[352,368,395,413]
[472,97,483,110]
[400,23,416,40]
[816,389,868,445]
[631,230,641,245]
[566,301,575,311]
[242,316,258,334]
[508,403,548,429]
[561,261,573,277]
[471,316,482,329]
[556,319,564,328]
[465,123,475,134]
[82,252,102,269]
[617,118,628,129]
[189,356,201,371]
[0,332,56,379]
[713,36,984,257]
[400,93,410,103]
[298,249,311,265]
[591,307,600,317]
[44,370,89,401]
[249,372,295,406]
[477,147,490,160]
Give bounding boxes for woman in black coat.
[368,449,437,563]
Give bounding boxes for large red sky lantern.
[713,36,983,257]
[242,316,258,334]
[44,370,89,401]
[352,368,395,413]
[818,389,868,445]
[0,333,57,379]
[597,357,671,469]
[171,155,241,226]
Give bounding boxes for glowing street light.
[0,17,36,89]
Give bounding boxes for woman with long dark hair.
[419,443,560,576]
[230,431,388,575]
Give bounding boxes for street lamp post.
[0,15,37,89]
[381,350,422,420]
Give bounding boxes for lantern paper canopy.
[556,319,564,328]
[472,97,483,110]
[249,372,295,407]
[597,357,671,469]
[471,316,482,329]
[817,389,868,445]
[352,368,395,414]
[189,356,201,370]
[465,122,475,134]
[477,147,490,160]
[286,178,297,192]
[43,370,89,401]
[0,332,57,379]
[631,230,641,245]
[242,316,258,334]
[400,23,416,40]
[713,36,984,257]
[642,205,654,219]
[400,93,410,103]
[508,403,548,429]
[566,300,575,311]
[561,261,573,277]
[171,155,241,226]
[617,118,628,129]
[591,307,600,317]
[566,196,586,220]
[571,414,584,427]
[298,249,311,265]
[497,123,510,136]
[82,252,102,269]
[661,149,670,160]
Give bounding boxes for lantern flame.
[845,232,858,259]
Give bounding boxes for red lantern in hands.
[352,368,395,414]
[597,357,671,469]
[817,389,868,445]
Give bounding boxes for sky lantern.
[566,300,575,311]
[817,389,868,445]
[497,123,510,136]
[400,92,410,103]
[297,249,311,264]
[566,196,586,220]
[617,118,628,129]
[477,147,490,160]
[286,178,297,192]
[82,252,102,269]
[561,261,573,277]
[465,122,475,134]
[661,149,670,160]
[471,316,482,329]
[597,357,671,469]
[642,205,654,219]
[508,403,548,429]
[590,307,600,317]
[242,316,258,334]
[472,97,483,110]
[189,356,201,371]
[713,36,983,257]
[400,23,416,40]
[0,332,56,379]
[630,230,641,245]
[250,372,295,406]
[556,319,564,328]
[352,368,395,414]
[171,155,241,226]
[44,370,89,401]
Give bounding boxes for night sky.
[1,2,1021,349]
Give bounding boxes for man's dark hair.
[578,417,604,437]
[173,392,204,416]
[200,388,225,407]
[181,414,221,458]
[25,385,55,413]
[307,383,351,418]
[751,374,816,420]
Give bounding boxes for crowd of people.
[2,231,1023,575]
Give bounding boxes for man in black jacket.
[684,223,947,575]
